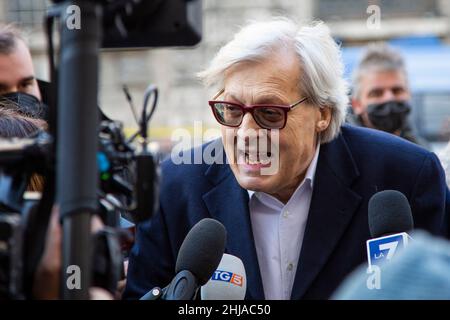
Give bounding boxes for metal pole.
[57,0,101,299]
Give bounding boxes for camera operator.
[0,24,47,120]
[0,23,130,299]
[0,108,126,299]
[0,102,124,300]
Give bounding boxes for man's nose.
[242,112,259,128]
[237,112,262,136]
[381,89,395,102]
[236,112,266,148]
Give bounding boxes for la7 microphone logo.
[378,241,399,260]
[366,232,410,270]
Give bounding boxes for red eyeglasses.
[208,89,308,130]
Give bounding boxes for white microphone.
[200,253,247,300]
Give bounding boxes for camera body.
[0,115,156,299]
[0,0,201,300]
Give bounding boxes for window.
[6,0,48,30]
[315,0,439,21]
[412,92,450,141]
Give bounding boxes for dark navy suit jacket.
[123,125,449,300]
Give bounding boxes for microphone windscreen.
[368,190,414,238]
[200,253,247,300]
[175,218,227,285]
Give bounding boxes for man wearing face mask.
[348,42,428,147]
[0,24,48,119]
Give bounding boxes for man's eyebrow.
[20,76,35,83]
[254,95,285,104]
[224,92,244,104]
[223,93,285,105]
[368,87,383,94]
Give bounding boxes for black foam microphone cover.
[368,190,414,238]
[175,218,227,286]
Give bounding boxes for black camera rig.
[0,0,202,299]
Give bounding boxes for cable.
[141,84,158,141]
[122,85,140,125]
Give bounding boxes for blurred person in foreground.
[332,230,450,300]
[123,18,449,300]
[348,43,428,147]
[0,105,47,191]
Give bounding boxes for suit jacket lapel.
[200,134,361,300]
[202,157,265,300]
[290,133,362,299]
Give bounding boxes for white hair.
[198,18,349,143]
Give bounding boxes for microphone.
[366,190,414,270]
[140,218,227,300]
[200,253,247,300]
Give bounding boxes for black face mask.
[0,91,48,119]
[367,100,411,133]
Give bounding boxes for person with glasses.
[123,18,449,300]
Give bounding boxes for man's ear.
[316,107,331,132]
[351,98,364,115]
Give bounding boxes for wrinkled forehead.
[222,50,302,101]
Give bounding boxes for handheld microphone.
[200,253,247,300]
[366,190,414,270]
[140,218,227,300]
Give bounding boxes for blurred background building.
[1,0,450,153]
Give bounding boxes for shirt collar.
[305,141,320,189]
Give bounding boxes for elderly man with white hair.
[123,18,448,300]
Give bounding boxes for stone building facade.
[1,0,449,146]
